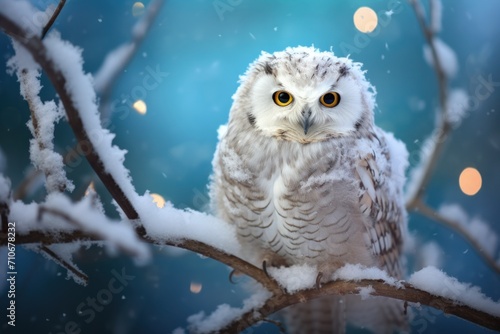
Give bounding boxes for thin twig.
[95,0,164,125]
[38,206,144,258]
[41,0,66,39]
[406,1,500,276]
[13,168,43,200]
[406,0,451,209]
[414,199,500,274]
[39,245,89,285]
[0,12,139,221]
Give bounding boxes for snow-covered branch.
[221,269,500,333]
[414,200,500,274]
[2,224,499,332]
[38,244,89,285]
[406,0,451,208]
[0,8,140,220]
[7,42,74,194]
[406,0,500,276]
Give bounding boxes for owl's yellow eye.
[273,91,293,107]
[320,92,341,108]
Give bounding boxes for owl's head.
[231,46,377,144]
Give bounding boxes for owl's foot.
[315,261,343,288]
[262,260,270,277]
[261,253,289,277]
[316,272,323,289]
[229,269,243,284]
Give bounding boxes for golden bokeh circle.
[150,193,166,208]
[133,99,147,115]
[459,167,482,196]
[353,7,378,33]
[132,2,145,17]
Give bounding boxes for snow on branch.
[406,0,459,208]
[7,41,74,194]
[219,265,500,333]
[0,4,140,220]
[423,37,458,79]
[9,193,150,263]
[186,285,272,334]
[429,0,442,33]
[409,266,500,318]
[404,0,499,279]
[439,204,498,259]
[37,244,89,285]
[413,201,500,274]
[2,218,500,332]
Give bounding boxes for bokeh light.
[133,99,147,114]
[353,7,378,33]
[84,181,95,196]
[190,282,202,294]
[459,167,482,196]
[132,2,145,17]
[150,193,166,208]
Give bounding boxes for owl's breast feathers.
[211,125,407,278]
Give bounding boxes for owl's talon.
[229,269,239,284]
[315,272,323,289]
[262,260,269,277]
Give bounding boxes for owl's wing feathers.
[355,130,407,278]
[347,130,409,334]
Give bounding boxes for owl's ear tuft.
[338,64,349,78]
[264,62,273,75]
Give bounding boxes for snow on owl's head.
[231,46,377,144]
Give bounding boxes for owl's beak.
[302,109,312,135]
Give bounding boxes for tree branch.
[406,0,500,275]
[0,229,498,331]
[13,168,43,200]
[414,199,500,274]
[18,68,68,193]
[39,244,89,285]
[222,279,500,333]
[0,12,139,221]
[37,206,147,259]
[406,0,451,209]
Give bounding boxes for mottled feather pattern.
[210,46,408,333]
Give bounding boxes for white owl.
[210,46,409,333]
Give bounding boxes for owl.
[210,46,409,333]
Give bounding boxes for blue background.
[1,0,499,333]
